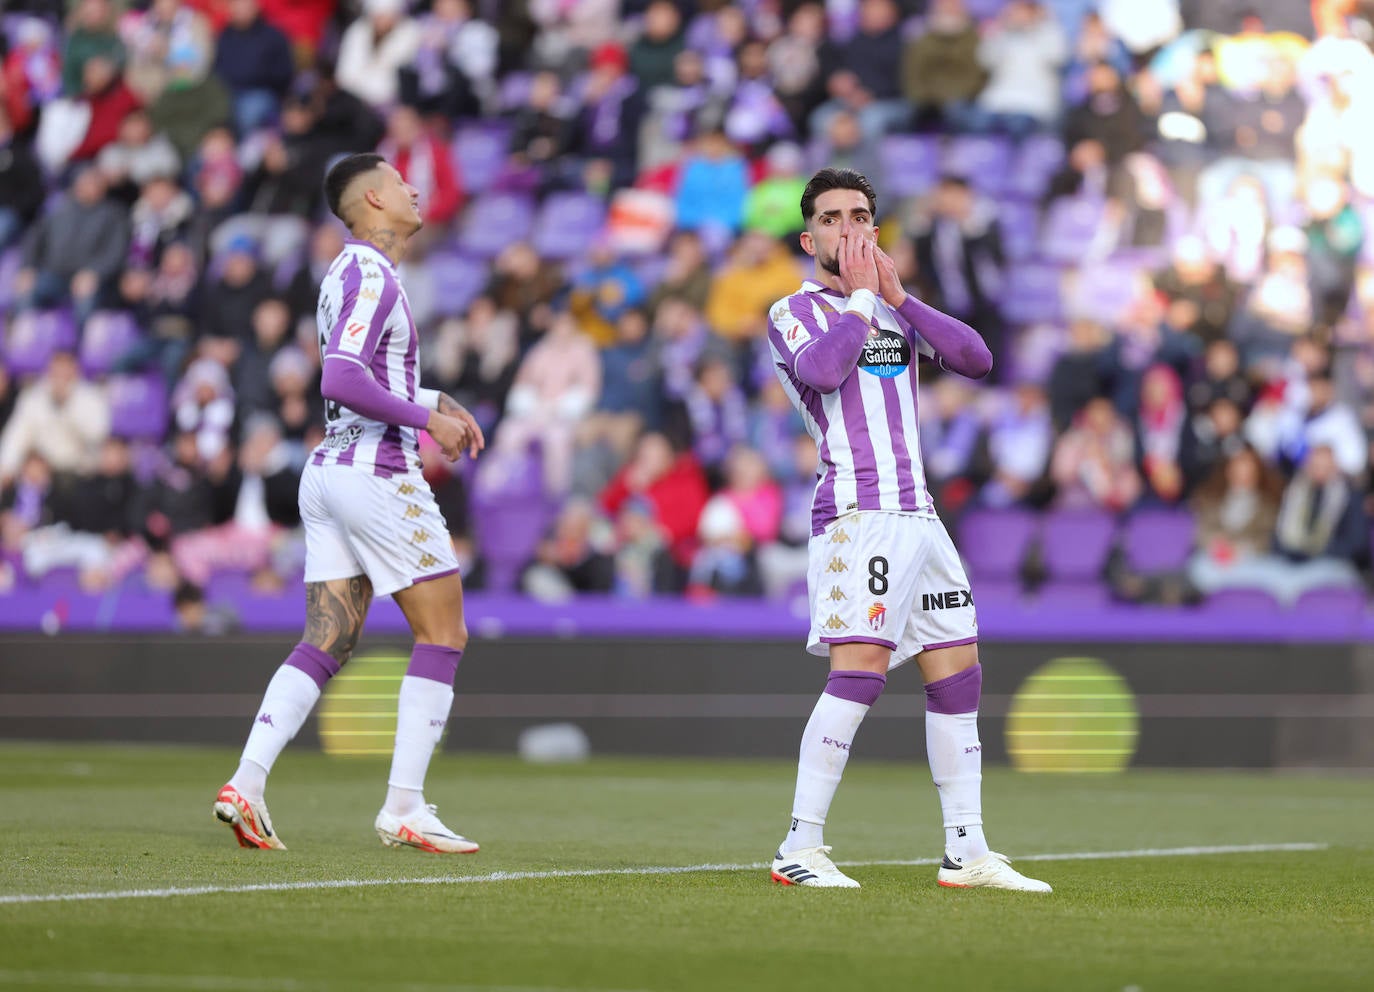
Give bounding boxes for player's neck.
[351,226,409,266]
[813,268,846,296]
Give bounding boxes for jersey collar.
[801,279,848,302]
[345,238,397,272]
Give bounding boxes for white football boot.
[771,846,861,888]
[213,783,286,850]
[937,851,1052,892]
[375,804,479,854]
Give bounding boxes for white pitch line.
[0,971,642,992]
[0,843,1327,907]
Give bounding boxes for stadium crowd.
[2,0,1373,621]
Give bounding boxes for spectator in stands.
[186,126,242,249]
[13,166,129,330]
[1198,54,1303,210]
[171,413,300,589]
[400,0,498,121]
[608,495,677,598]
[379,103,464,243]
[199,235,270,360]
[521,497,615,600]
[528,0,619,70]
[1277,365,1368,478]
[1041,138,1112,209]
[172,357,236,463]
[96,108,181,204]
[1230,225,1313,367]
[334,0,419,110]
[630,0,685,93]
[743,142,807,239]
[1050,395,1142,512]
[426,295,521,434]
[0,451,55,554]
[67,54,142,165]
[716,444,782,549]
[982,380,1053,509]
[115,240,200,385]
[61,0,124,98]
[1136,364,1188,506]
[0,107,45,250]
[639,48,727,173]
[233,295,293,419]
[137,428,216,588]
[236,92,338,227]
[756,432,818,598]
[1063,62,1149,175]
[1303,175,1363,327]
[211,1,294,124]
[1181,394,1249,494]
[1062,12,1132,108]
[705,230,803,345]
[1200,173,1270,286]
[921,375,983,513]
[646,230,712,314]
[1154,235,1238,346]
[0,351,110,486]
[687,493,765,598]
[766,2,827,135]
[1048,318,1113,430]
[748,377,806,482]
[723,39,793,154]
[575,307,664,492]
[123,0,215,105]
[488,241,564,341]
[672,128,749,237]
[1147,50,1224,207]
[681,354,749,484]
[958,0,1067,138]
[569,239,647,346]
[911,176,1007,363]
[902,0,987,133]
[127,176,194,271]
[506,70,576,187]
[1187,337,1252,413]
[283,222,343,327]
[576,42,644,193]
[3,18,61,138]
[491,309,601,498]
[810,109,883,196]
[1187,441,1284,596]
[600,430,710,575]
[265,345,320,449]
[810,0,907,142]
[1271,443,1368,597]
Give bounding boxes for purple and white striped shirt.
[768,280,938,536]
[311,240,420,477]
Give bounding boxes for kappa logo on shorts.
[411,529,431,544]
[829,528,851,544]
[397,482,417,495]
[922,589,974,611]
[867,602,887,631]
[418,553,439,568]
[404,505,423,519]
[826,586,847,602]
[826,556,848,574]
[821,613,849,631]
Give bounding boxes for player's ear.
[799,230,815,258]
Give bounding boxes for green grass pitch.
[1,742,1371,991]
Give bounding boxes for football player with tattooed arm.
[213,153,487,855]
[765,168,1051,892]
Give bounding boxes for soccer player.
[212,154,486,854]
[765,168,1051,892]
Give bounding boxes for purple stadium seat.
[1203,587,1282,613]
[1040,508,1117,581]
[79,310,142,377]
[1069,260,1141,324]
[1001,263,1064,325]
[1005,135,1065,200]
[497,72,533,111]
[427,252,490,316]
[108,372,168,440]
[962,0,1009,19]
[452,122,513,194]
[942,136,1013,196]
[1290,584,1367,617]
[1122,508,1196,573]
[470,451,555,593]
[880,134,942,198]
[1039,196,1105,264]
[4,309,78,376]
[456,192,535,259]
[531,192,607,259]
[1033,580,1112,611]
[958,508,1037,581]
[970,577,1021,609]
[0,248,21,312]
[996,200,1039,260]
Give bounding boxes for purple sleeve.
[768,294,869,394]
[321,358,430,430]
[895,295,993,380]
[323,258,398,367]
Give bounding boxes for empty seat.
[1040,508,1117,581]
[1122,508,1196,573]
[996,200,1040,261]
[426,252,490,317]
[1001,263,1064,324]
[1202,587,1282,613]
[108,372,168,440]
[79,310,142,377]
[879,134,942,198]
[530,191,607,259]
[4,309,78,376]
[455,193,535,259]
[943,135,1013,197]
[1290,584,1366,617]
[1039,195,1105,264]
[452,121,514,194]
[958,508,1038,581]
[1005,135,1065,200]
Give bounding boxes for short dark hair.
[800,167,877,222]
[324,153,386,225]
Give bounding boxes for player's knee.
[417,622,467,652]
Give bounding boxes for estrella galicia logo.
[858,329,910,378]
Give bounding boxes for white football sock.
[233,665,322,801]
[384,675,454,809]
[926,709,989,863]
[781,692,871,854]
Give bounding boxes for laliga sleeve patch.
[778,316,812,354]
[337,318,369,356]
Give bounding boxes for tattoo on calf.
[304,576,373,663]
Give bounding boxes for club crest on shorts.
[867,602,887,631]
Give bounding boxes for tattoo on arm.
[304,576,373,663]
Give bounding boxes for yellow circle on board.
[1005,656,1140,773]
[317,651,414,758]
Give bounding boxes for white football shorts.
[805,510,978,670]
[299,462,459,597]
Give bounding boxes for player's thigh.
[806,512,930,668]
[303,574,374,662]
[895,518,978,668]
[321,469,461,599]
[392,571,467,650]
[300,463,365,586]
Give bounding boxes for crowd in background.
[1,0,1373,621]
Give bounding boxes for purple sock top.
[407,643,463,686]
[285,642,342,690]
[824,669,887,707]
[925,663,982,715]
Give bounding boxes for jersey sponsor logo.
[829,527,850,544]
[826,556,848,573]
[821,613,849,631]
[922,589,974,611]
[867,602,887,631]
[858,328,911,378]
[779,318,812,353]
[320,425,364,450]
[826,586,847,602]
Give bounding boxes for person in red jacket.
[599,430,709,572]
[69,55,141,163]
[378,103,464,241]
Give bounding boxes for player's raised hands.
[839,231,880,297]
[873,244,908,307]
[438,393,486,459]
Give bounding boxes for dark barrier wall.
[1,636,1372,768]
